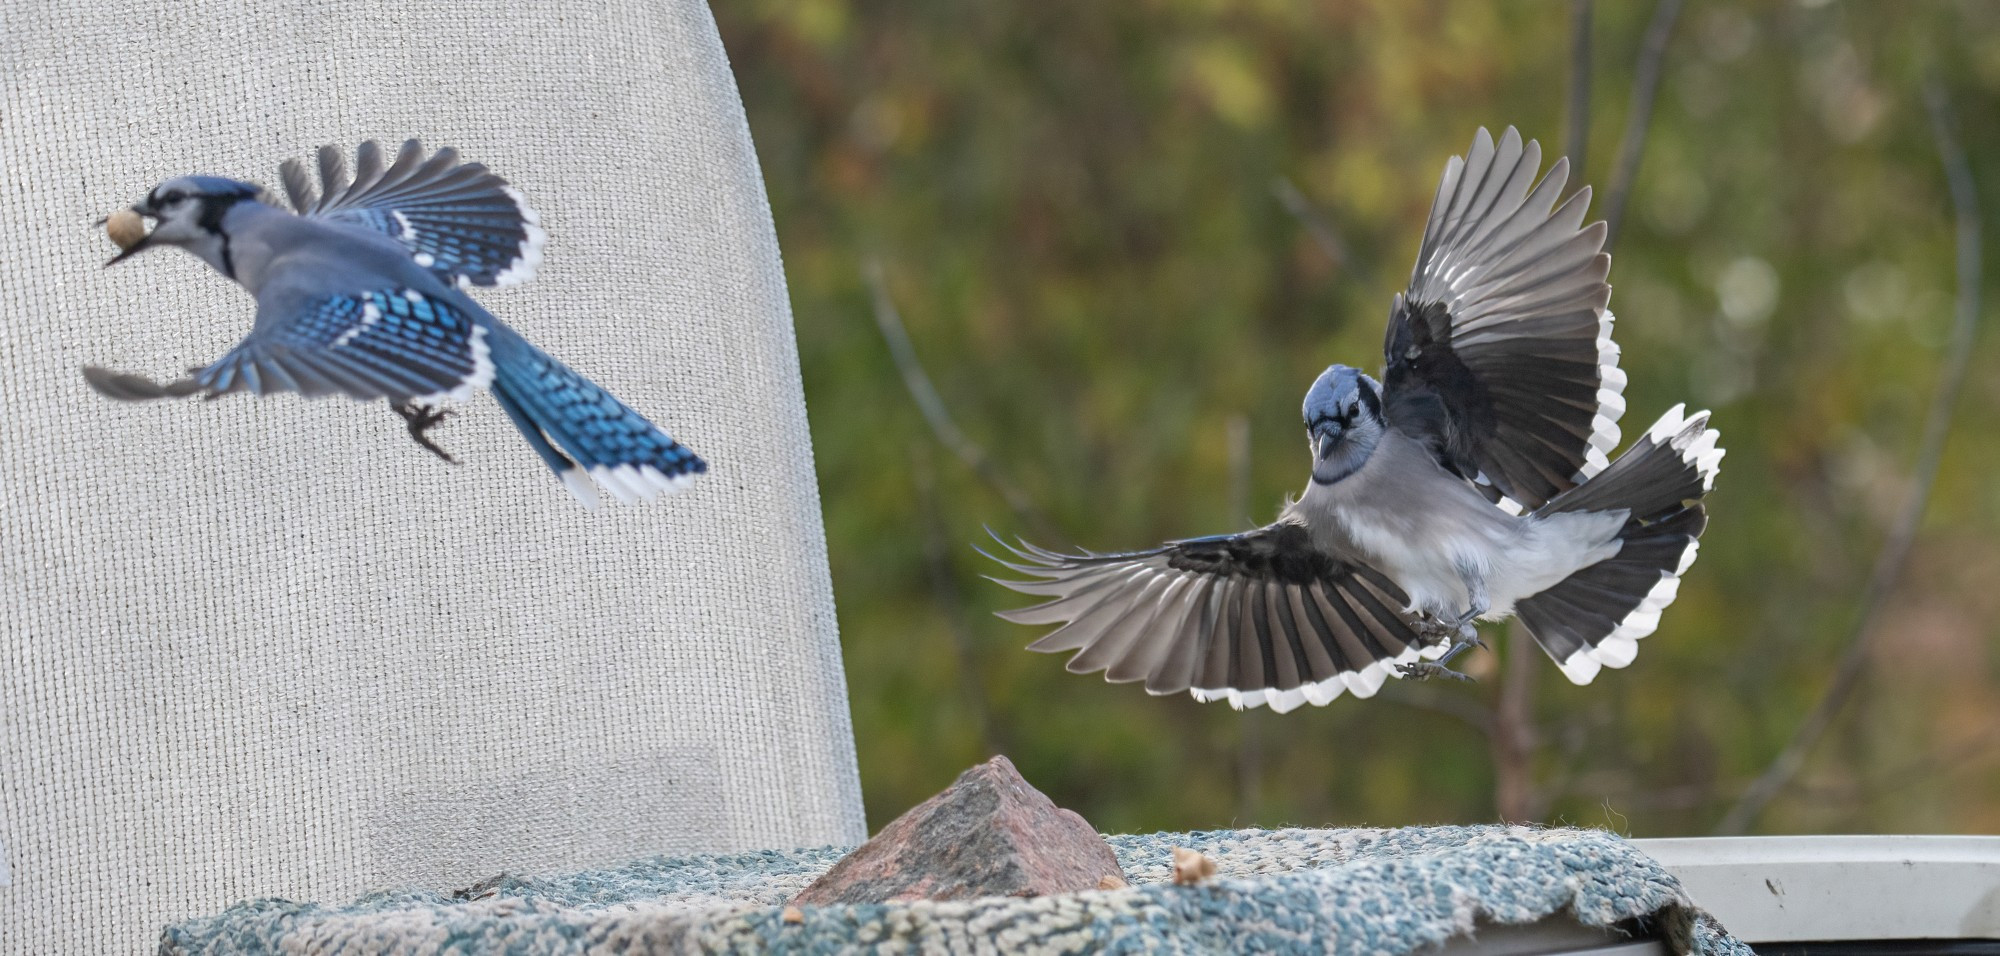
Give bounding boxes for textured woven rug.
[160,826,1750,954]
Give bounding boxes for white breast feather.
[1302,432,1629,618]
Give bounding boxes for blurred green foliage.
[715,0,2000,837]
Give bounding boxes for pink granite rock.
[790,755,1125,905]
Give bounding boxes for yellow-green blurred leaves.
[1181,38,1274,129]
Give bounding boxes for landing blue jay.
[987,128,1723,711]
[87,139,705,506]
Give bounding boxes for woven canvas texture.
[159,826,1754,955]
[0,1,867,952]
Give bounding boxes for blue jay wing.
[985,524,1440,713]
[286,140,544,288]
[1380,126,1626,513]
[194,288,491,402]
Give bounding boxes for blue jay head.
[1302,365,1384,484]
[105,175,264,270]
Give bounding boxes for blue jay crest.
[988,128,1724,712]
[87,140,704,507]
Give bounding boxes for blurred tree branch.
[1603,0,1685,252]
[1492,622,1542,821]
[1272,176,1361,280]
[1792,728,2000,801]
[1566,0,1594,178]
[866,259,1067,546]
[1715,75,1983,835]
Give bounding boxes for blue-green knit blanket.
[161,826,1749,954]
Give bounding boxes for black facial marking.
[195,191,251,280]
[1307,404,1360,434]
[1355,378,1382,418]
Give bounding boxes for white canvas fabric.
[0,1,867,951]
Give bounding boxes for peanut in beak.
[105,207,147,250]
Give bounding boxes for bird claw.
[393,402,458,464]
[1398,660,1475,682]
[1404,611,1486,683]
[1414,612,1482,647]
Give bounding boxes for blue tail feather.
[486,326,705,506]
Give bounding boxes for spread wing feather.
[193,285,490,404]
[985,524,1441,712]
[281,139,545,289]
[1381,126,1626,512]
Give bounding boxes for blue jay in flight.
[87,140,705,507]
[988,128,1723,711]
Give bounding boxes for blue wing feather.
[282,140,544,288]
[196,288,492,402]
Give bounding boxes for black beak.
[1309,417,1342,459]
[104,236,152,267]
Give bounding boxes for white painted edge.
[1630,835,2000,942]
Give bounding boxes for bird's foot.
[393,402,458,464]
[1399,615,1486,682]
[1397,660,1476,682]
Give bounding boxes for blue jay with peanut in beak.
[88,139,705,506]
[988,128,1723,711]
